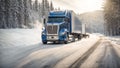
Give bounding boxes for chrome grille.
[46,25,58,34]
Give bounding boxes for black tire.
[64,35,69,44]
[43,41,47,44]
[64,41,68,44]
[53,41,56,44]
[72,35,75,42]
[78,35,81,40]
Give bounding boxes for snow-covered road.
[76,38,120,68]
[0,29,120,68]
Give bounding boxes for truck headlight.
[42,32,45,35]
[42,27,46,35]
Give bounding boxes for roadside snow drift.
[107,36,120,45]
[0,29,41,47]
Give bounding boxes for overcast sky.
[37,0,104,14]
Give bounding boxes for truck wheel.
[53,41,56,44]
[64,41,68,44]
[43,41,47,44]
[64,36,69,44]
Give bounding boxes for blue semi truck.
[41,10,87,44]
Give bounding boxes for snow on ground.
[107,36,120,59]
[0,28,41,48]
[106,36,120,45]
[16,34,100,68]
[54,34,100,68]
[0,29,119,68]
[102,36,120,66]
[0,28,101,68]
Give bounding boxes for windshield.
[47,17,64,23]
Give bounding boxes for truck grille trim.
[47,25,58,34]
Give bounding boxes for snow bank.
[107,36,120,45]
[0,28,41,48]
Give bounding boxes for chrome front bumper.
[47,35,59,40]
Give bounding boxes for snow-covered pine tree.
[34,0,38,11]
[23,0,30,28]
[49,1,54,11]
[29,0,32,9]
[41,0,50,18]
[104,0,120,36]
[18,0,24,28]
[0,0,54,28]
[38,3,42,18]
[5,0,13,28]
[12,0,19,28]
[0,0,7,28]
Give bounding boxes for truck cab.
[41,11,71,44]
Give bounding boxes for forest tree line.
[104,0,120,36]
[0,0,120,36]
[0,0,54,28]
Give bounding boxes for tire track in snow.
[98,42,120,68]
[69,39,101,68]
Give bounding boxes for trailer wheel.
[72,35,75,42]
[78,35,81,40]
[43,41,47,44]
